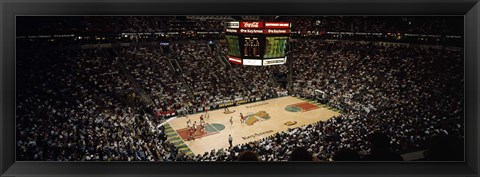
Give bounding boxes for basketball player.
[230,116,233,126]
[224,102,230,113]
[187,118,191,128]
[200,121,205,132]
[193,121,197,133]
[188,128,195,141]
[200,115,204,124]
[240,113,244,124]
[205,105,209,118]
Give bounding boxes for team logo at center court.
[284,105,302,112]
[244,111,271,126]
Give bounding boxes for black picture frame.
[1,0,479,177]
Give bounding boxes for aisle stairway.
[105,48,155,106]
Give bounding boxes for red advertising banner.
[264,22,290,29]
[155,110,176,117]
[239,29,264,34]
[240,21,264,28]
[264,29,290,34]
[236,29,290,34]
[228,56,242,64]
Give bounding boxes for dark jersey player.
[240,113,244,124]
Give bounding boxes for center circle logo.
[284,105,302,112]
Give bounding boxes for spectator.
[363,132,403,161]
[289,147,314,161]
[238,151,260,161]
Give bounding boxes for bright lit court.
[163,96,342,155]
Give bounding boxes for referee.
[228,134,233,148]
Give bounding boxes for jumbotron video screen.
[16,16,464,162]
[225,35,241,57]
[264,36,288,58]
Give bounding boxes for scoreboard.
[225,21,291,66]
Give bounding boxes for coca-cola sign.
[240,22,264,28]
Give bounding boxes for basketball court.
[163,96,342,155]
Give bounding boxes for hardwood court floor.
[165,96,341,155]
